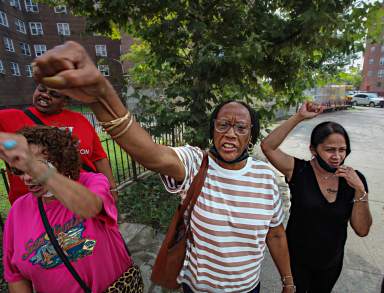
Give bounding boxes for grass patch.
[117,174,180,233]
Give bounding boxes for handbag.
[151,153,209,289]
[37,198,144,293]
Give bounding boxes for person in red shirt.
[0,84,117,204]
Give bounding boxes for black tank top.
[286,158,368,269]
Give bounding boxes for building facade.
[0,0,126,108]
[360,42,384,96]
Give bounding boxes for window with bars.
[378,69,384,78]
[57,23,70,36]
[10,62,21,76]
[24,0,38,12]
[0,10,8,27]
[15,18,26,34]
[29,22,43,35]
[34,44,46,57]
[95,45,107,57]
[25,64,32,77]
[54,5,67,13]
[20,42,31,55]
[0,60,5,74]
[4,37,15,52]
[98,64,110,76]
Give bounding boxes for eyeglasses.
[10,166,25,176]
[37,85,68,99]
[214,119,252,136]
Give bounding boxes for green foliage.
[42,0,382,147]
[316,66,363,89]
[117,175,180,232]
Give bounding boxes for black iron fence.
[0,118,185,203]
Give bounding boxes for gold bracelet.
[100,112,131,132]
[111,115,134,139]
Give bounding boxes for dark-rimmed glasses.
[214,119,252,136]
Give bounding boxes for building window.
[54,5,67,13]
[25,64,32,77]
[9,0,22,10]
[95,45,107,57]
[0,60,5,74]
[10,62,21,76]
[369,58,374,65]
[3,37,15,52]
[0,10,8,27]
[15,18,26,34]
[370,46,376,53]
[20,42,31,55]
[57,23,70,36]
[378,69,384,78]
[377,82,382,88]
[29,22,43,35]
[381,45,384,53]
[24,0,38,12]
[98,64,110,76]
[34,44,46,56]
[380,57,384,65]
[368,70,373,77]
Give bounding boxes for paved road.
[260,106,384,293]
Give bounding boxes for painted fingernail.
[42,76,67,87]
[2,139,17,150]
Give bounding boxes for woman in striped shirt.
[31,41,295,293]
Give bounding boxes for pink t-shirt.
[3,172,133,293]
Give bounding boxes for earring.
[208,139,213,145]
[248,142,254,153]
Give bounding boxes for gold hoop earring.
[248,142,254,153]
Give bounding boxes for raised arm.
[32,41,185,181]
[261,102,322,181]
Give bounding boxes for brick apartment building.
[0,0,128,108]
[360,7,384,97]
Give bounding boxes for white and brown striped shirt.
[161,146,285,293]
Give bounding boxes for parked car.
[351,93,384,107]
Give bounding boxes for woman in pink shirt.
[1,126,141,293]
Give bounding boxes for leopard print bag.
[104,264,144,293]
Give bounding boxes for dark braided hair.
[209,100,260,144]
[18,126,81,180]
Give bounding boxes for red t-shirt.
[0,107,107,204]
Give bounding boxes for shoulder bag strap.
[38,198,92,293]
[24,109,96,173]
[24,109,45,125]
[179,153,209,243]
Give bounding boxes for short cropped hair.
[209,100,260,145]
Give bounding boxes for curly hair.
[18,126,81,180]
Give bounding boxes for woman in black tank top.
[261,101,372,293]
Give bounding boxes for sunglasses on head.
[37,85,68,99]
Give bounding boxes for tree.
[44,0,381,147]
